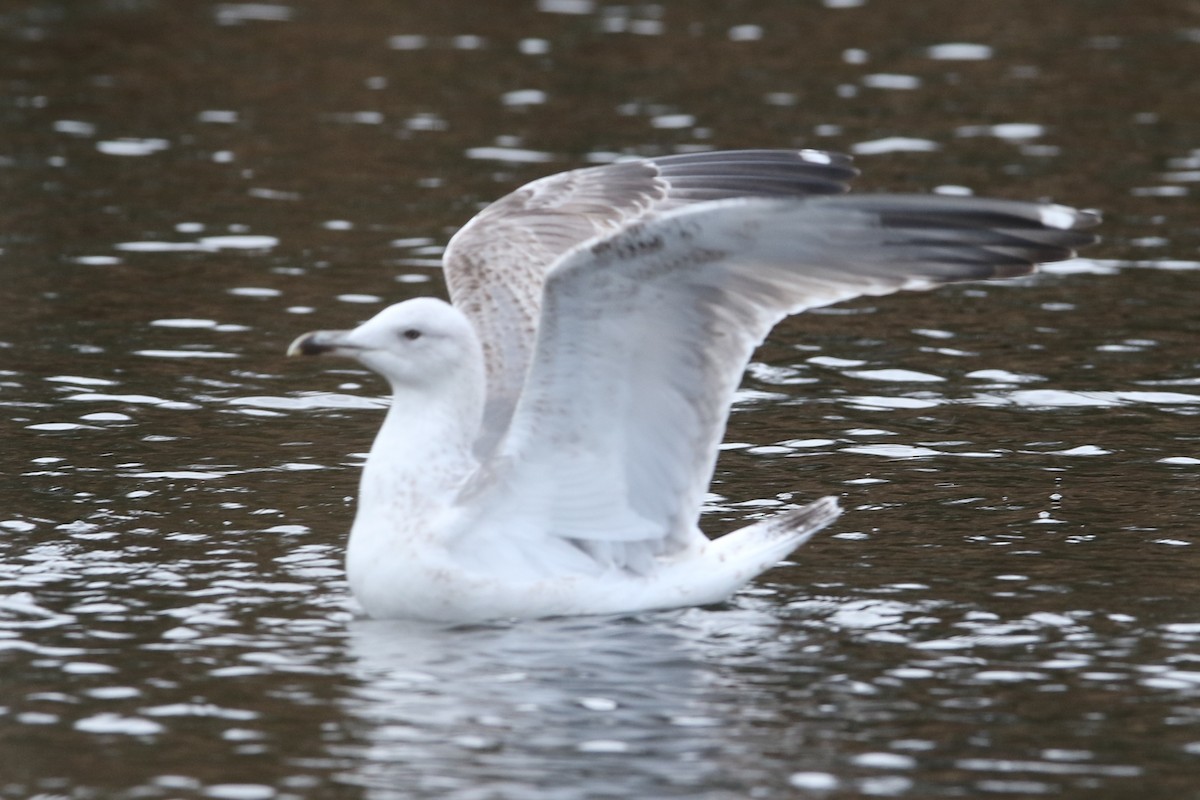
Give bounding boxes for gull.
[288,149,1098,622]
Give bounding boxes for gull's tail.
[709,495,842,579]
[645,495,840,612]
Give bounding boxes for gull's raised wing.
[442,150,859,440]
[459,195,1099,572]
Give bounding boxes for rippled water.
[3,1,1199,797]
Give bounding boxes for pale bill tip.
[286,334,313,356]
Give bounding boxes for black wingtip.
[650,149,860,198]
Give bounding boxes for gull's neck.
[357,378,484,517]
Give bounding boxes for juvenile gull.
[289,149,1098,622]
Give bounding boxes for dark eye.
[402,328,422,341]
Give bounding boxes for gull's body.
[290,149,1098,622]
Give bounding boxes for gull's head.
[288,297,482,390]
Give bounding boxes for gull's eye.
[402,328,422,341]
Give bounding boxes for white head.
[288,297,484,394]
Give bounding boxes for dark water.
[2,1,1199,797]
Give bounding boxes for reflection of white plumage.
[289,149,1098,622]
